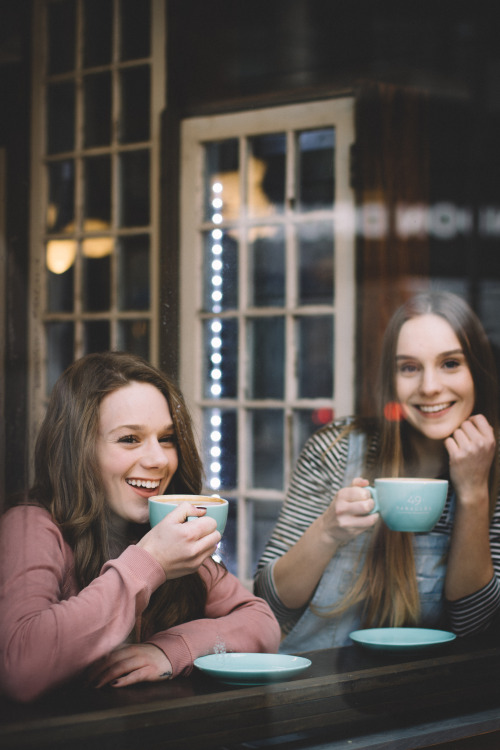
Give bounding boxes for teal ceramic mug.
[148,494,228,535]
[368,478,448,532]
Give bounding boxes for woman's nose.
[420,367,441,394]
[142,440,169,467]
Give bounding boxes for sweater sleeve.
[254,423,350,628]
[446,492,500,636]
[0,506,166,702]
[147,558,281,676]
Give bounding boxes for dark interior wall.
[0,0,32,503]
[167,0,498,116]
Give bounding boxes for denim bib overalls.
[279,429,452,654]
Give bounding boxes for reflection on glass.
[48,0,75,75]
[249,226,285,307]
[202,230,238,312]
[297,316,333,398]
[46,161,74,232]
[83,0,112,68]
[119,151,150,226]
[248,133,286,217]
[298,222,334,305]
[47,261,74,313]
[119,66,150,144]
[47,82,75,155]
[84,73,112,148]
[250,410,283,489]
[117,320,149,359]
[293,408,334,462]
[250,499,282,577]
[84,156,111,223]
[84,320,110,353]
[217,498,237,575]
[118,235,150,310]
[120,0,151,60]
[46,321,74,394]
[204,140,240,222]
[297,128,335,212]
[203,409,237,490]
[248,317,285,399]
[203,318,238,399]
[83,255,111,312]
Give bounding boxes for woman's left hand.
[444,414,496,502]
[87,643,173,689]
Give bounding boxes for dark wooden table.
[1,632,500,750]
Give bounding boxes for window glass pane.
[46,322,74,394]
[119,66,150,143]
[84,156,111,225]
[248,133,286,217]
[249,410,283,489]
[203,230,238,312]
[47,82,75,155]
[83,0,112,68]
[82,255,111,311]
[248,317,284,399]
[117,320,149,359]
[250,499,282,577]
[249,226,285,307]
[46,239,77,280]
[84,72,112,148]
[118,235,150,310]
[217,498,237,576]
[203,408,237,491]
[48,0,76,74]
[47,257,74,313]
[120,0,151,60]
[119,150,150,226]
[204,140,240,222]
[46,161,74,232]
[203,318,238,399]
[297,316,333,398]
[84,320,110,353]
[293,408,334,462]
[297,128,335,212]
[298,221,334,305]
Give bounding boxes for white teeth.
[418,403,451,413]
[127,479,160,489]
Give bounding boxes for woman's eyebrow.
[395,348,464,360]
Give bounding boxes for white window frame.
[28,0,166,468]
[180,98,356,585]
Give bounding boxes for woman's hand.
[137,502,221,578]
[87,643,173,689]
[319,477,379,546]
[445,414,496,505]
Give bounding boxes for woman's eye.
[398,362,418,374]
[160,434,177,445]
[118,435,138,444]
[443,359,460,370]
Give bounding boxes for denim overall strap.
[279,428,369,653]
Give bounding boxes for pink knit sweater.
[0,505,280,702]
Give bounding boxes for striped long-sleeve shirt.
[254,419,500,638]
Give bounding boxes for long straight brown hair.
[326,291,499,627]
[29,351,209,637]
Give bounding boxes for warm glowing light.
[212,213,223,224]
[211,462,221,473]
[46,239,77,274]
[212,244,222,255]
[211,320,222,332]
[211,414,222,426]
[211,353,222,364]
[211,337,222,348]
[212,291,222,302]
[211,446,221,457]
[212,198,223,209]
[212,259,222,271]
[212,229,222,240]
[210,384,222,396]
[212,182,223,193]
[211,369,222,380]
[210,477,221,490]
[211,430,221,442]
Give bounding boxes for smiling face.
[97,381,179,524]
[395,313,475,442]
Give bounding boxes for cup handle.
[367,486,379,515]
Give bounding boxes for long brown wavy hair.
[29,351,209,638]
[327,291,499,627]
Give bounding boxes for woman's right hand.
[320,477,379,545]
[137,502,221,579]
